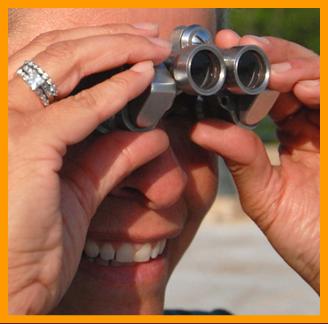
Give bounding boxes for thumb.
[191,119,278,227]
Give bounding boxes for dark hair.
[216,8,228,30]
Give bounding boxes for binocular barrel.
[172,45,226,96]
[222,45,270,95]
[170,44,270,96]
[96,25,277,133]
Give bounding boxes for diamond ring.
[16,60,58,107]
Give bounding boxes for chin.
[53,244,173,314]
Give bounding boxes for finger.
[238,34,317,64]
[9,34,171,111]
[276,109,319,153]
[191,119,277,227]
[237,35,320,94]
[115,147,188,210]
[236,35,320,115]
[29,61,156,149]
[62,128,169,218]
[269,92,302,123]
[270,82,319,125]
[269,56,320,93]
[214,29,241,48]
[306,110,320,127]
[270,89,319,135]
[8,23,159,79]
[293,79,320,108]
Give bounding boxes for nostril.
[110,149,188,210]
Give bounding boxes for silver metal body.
[98,25,278,132]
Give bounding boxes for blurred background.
[164,8,320,315]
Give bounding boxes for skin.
[192,30,320,294]
[8,8,319,315]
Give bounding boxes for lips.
[79,197,184,288]
[83,238,167,265]
[79,236,170,290]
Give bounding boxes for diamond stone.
[22,65,30,73]
[27,70,45,90]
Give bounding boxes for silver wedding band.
[16,60,58,107]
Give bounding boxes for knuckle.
[32,30,63,46]
[43,40,76,62]
[117,33,131,43]
[119,144,136,172]
[107,135,137,176]
[240,34,257,44]
[119,33,142,44]
[103,23,133,34]
[111,75,130,91]
[74,89,101,111]
[108,76,130,106]
[122,23,136,31]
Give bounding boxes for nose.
[112,147,188,210]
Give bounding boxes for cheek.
[167,143,218,273]
[164,120,218,219]
[170,130,218,219]
[183,151,218,220]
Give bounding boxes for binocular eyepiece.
[170,25,269,96]
[98,25,278,133]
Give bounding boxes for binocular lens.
[223,45,270,95]
[190,50,222,90]
[237,50,265,89]
[173,45,226,96]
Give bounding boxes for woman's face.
[57,116,218,314]
[9,9,219,314]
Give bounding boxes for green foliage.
[229,9,320,53]
[228,9,319,142]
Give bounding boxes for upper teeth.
[83,238,167,265]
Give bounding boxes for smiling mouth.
[83,238,167,266]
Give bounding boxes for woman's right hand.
[8,23,171,314]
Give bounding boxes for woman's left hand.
[192,30,320,293]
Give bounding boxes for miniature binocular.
[89,25,279,132]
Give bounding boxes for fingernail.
[299,80,320,88]
[148,37,172,49]
[271,62,292,73]
[248,35,270,45]
[132,22,159,31]
[131,61,154,73]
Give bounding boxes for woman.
[8,8,320,314]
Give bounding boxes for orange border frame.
[2,2,325,323]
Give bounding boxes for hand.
[8,24,171,314]
[191,30,320,293]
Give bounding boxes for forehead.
[13,8,217,40]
